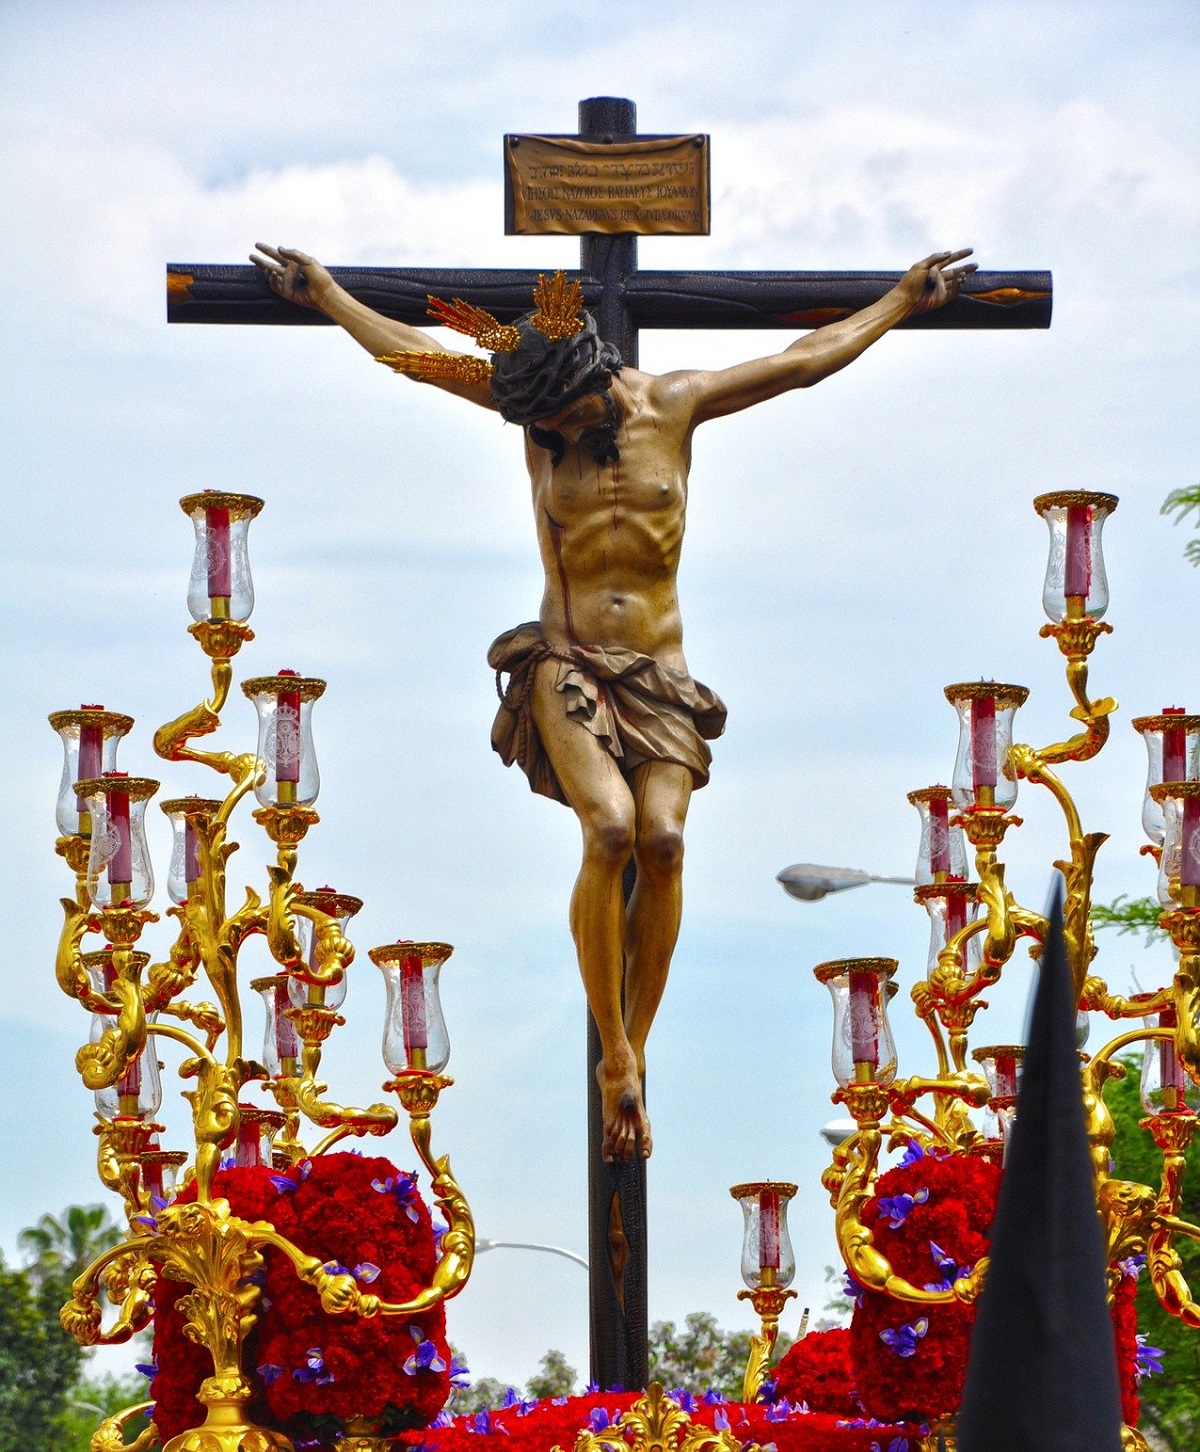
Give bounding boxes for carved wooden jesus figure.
[252,243,974,1162]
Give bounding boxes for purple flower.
[879,1317,929,1358]
[1136,1335,1165,1382]
[134,1214,157,1231]
[404,1325,447,1375]
[149,1193,170,1213]
[878,1188,929,1229]
[552,1397,569,1407]
[843,1271,867,1307]
[450,1353,470,1388]
[924,1240,970,1292]
[897,1139,927,1168]
[588,1409,611,1433]
[871,1440,910,1452]
[1119,1254,1147,1280]
[713,1409,730,1433]
[432,1216,449,1250]
[269,1160,312,1196]
[502,1388,538,1416]
[583,1381,600,1395]
[372,1172,421,1223]
[702,1388,726,1405]
[257,1362,285,1385]
[765,1401,791,1423]
[353,1262,381,1284]
[430,1411,454,1429]
[294,1349,334,1385]
[135,1361,157,1380]
[670,1390,698,1413]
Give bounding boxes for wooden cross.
[166,96,1051,1394]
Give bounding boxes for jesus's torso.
[529,370,695,673]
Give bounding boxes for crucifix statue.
[247,240,974,1166]
[168,95,1050,1388]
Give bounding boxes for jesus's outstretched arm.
[672,249,976,427]
[250,244,497,410]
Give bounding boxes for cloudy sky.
[3,0,1199,1392]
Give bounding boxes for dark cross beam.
[165,96,1051,1394]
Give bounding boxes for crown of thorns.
[377,271,585,385]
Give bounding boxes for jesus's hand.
[899,249,977,316]
[251,243,335,309]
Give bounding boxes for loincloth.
[487,622,727,805]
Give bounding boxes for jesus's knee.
[635,822,685,881]
[582,808,636,870]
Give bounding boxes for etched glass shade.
[371,941,453,1074]
[287,888,362,1012]
[908,786,968,885]
[1151,781,1200,907]
[232,1105,286,1168]
[1034,490,1117,623]
[161,797,222,904]
[49,706,133,837]
[1133,711,1200,847]
[78,773,158,908]
[946,683,1029,811]
[242,671,325,808]
[253,973,302,1078]
[814,958,899,1087]
[919,881,982,977]
[730,1182,797,1290]
[1140,1007,1200,1114]
[181,490,263,624]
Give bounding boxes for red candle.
[1163,707,1187,783]
[1182,796,1200,889]
[759,1189,781,1271]
[143,1147,164,1202]
[206,505,232,599]
[1159,1009,1185,1108]
[848,970,878,1066]
[971,696,997,791]
[106,777,132,886]
[76,705,104,824]
[929,796,951,875]
[995,1052,1018,1098]
[234,1113,262,1168]
[400,952,429,1067]
[1064,504,1092,599]
[274,983,300,1066]
[275,672,301,790]
[183,816,201,884]
[947,892,968,939]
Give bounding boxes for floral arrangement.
[396,1388,916,1452]
[769,1143,1161,1433]
[148,1152,452,1446]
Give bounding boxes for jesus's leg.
[624,761,693,1079]
[531,663,651,1161]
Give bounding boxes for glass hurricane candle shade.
[50,707,134,837]
[232,1105,287,1168]
[814,958,899,1087]
[141,1145,187,1203]
[242,673,325,808]
[162,797,222,904]
[287,888,363,1011]
[1033,491,1118,622]
[907,786,969,884]
[253,974,303,1078]
[945,683,1029,811]
[1140,1007,1200,1114]
[918,882,982,977]
[730,1182,797,1290]
[371,941,454,1074]
[1133,712,1200,847]
[1150,781,1200,907]
[77,774,158,908]
[971,1043,1023,1140]
[181,491,263,624]
[84,952,161,1119]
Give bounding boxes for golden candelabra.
[738,491,1200,1450]
[50,492,474,1452]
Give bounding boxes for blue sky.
[2,0,1199,1390]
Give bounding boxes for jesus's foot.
[597,1053,652,1162]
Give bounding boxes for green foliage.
[0,1204,131,1452]
[526,1348,578,1400]
[57,1371,152,1452]
[1162,485,1200,568]
[0,1247,87,1452]
[1092,894,1169,946]
[1105,1060,1200,1451]
[649,1310,793,1399]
